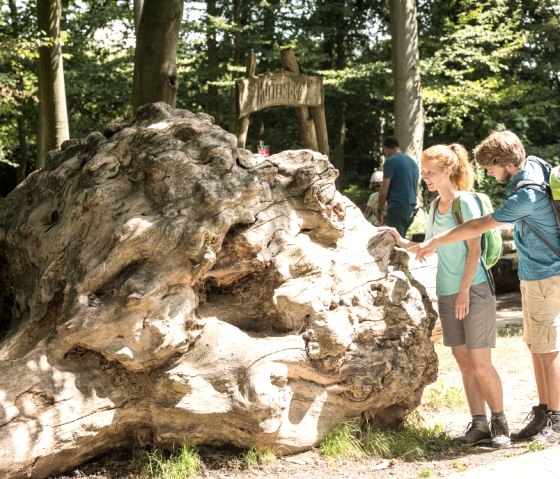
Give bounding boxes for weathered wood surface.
[0,103,437,479]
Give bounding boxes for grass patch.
[320,420,367,459]
[143,444,201,479]
[525,440,547,453]
[361,421,458,461]
[240,447,276,468]
[320,416,458,463]
[422,378,466,410]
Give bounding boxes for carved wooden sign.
[236,72,323,118]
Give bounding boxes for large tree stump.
[0,103,437,479]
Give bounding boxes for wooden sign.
[236,72,323,118]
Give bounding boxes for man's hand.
[407,238,436,262]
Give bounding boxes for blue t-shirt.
[492,157,560,281]
[426,194,488,296]
[383,151,419,207]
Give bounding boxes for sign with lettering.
[236,72,323,118]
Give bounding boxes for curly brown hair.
[474,130,526,168]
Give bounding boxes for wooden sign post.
[235,48,329,156]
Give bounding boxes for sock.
[473,415,487,423]
[549,411,560,425]
[491,411,505,419]
[538,403,548,412]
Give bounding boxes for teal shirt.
[426,194,488,296]
[492,157,560,280]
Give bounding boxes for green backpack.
[431,192,503,291]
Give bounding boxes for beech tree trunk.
[388,0,424,162]
[132,0,184,112]
[0,103,437,479]
[36,0,69,169]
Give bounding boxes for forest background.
[1,0,559,212]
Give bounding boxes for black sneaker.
[490,415,511,448]
[510,406,548,441]
[456,420,491,445]
[533,413,560,445]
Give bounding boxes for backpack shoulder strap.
[430,196,441,225]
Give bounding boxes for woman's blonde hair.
[474,130,526,168]
[421,143,474,191]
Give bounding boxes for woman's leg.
[451,344,486,415]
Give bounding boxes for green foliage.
[142,444,201,479]
[320,417,459,463]
[1,0,560,200]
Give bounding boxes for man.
[363,170,384,224]
[412,130,560,444]
[376,136,419,237]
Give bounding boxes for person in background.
[381,143,510,448]
[412,130,560,445]
[376,136,419,237]
[363,170,384,224]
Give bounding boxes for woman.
[381,144,510,448]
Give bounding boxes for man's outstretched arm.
[409,214,505,262]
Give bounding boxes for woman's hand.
[377,226,403,246]
[455,289,470,320]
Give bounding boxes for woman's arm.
[455,236,482,320]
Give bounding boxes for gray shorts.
[437,282,496,349]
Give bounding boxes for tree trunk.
[132,0,184,112]
[331,27,346,175]
[0,102,437,479]
[36,0,69,170]
[206,0,220,116]
[388,0,424,163]
[133,0,144,33]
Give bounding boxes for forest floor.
[50,291,560,479]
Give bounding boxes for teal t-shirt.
[492,157,560,280]
[426,194,488,296]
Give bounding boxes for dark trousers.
[386,205,417,238]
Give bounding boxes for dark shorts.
[386,205,416,237]
[438,282,497,349]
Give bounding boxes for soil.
[51,292,541,479]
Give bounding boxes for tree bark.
[331,27,346,175]
[132,0,184,112]
[0,103,437,479]
[36,0,69,170]
[388,0,424,163]
[133,0,144,33]
[206,0,220,116]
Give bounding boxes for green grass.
[525,440,547,453]
[320,420,367,459]
[320,416,459,463]
[422,378,466,410]
[240,446,276,468]
[143,444,201,479]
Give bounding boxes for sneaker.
[510,406,548,441]
[456,420,491,445]
[490,415,511,448]
[533,413,560,445]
